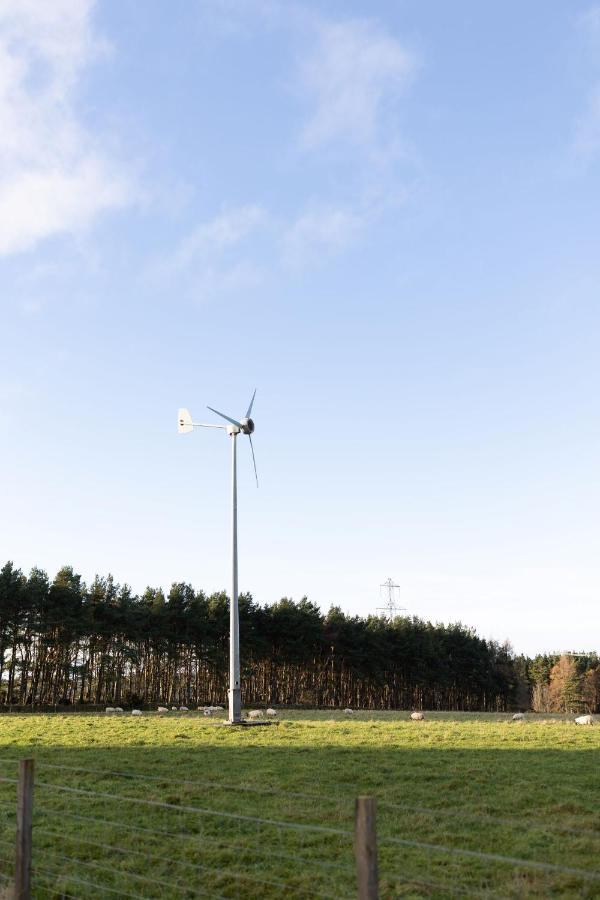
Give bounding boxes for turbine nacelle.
[178,391,258,486]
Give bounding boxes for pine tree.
[548,655,584,713]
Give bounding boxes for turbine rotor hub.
[241,417,255,435]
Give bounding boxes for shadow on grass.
[0,721,599,898]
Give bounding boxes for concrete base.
[217,719,277,727]
[228,687,241,723]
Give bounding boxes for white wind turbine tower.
[178,390,258,725]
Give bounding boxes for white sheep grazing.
[512,713,525,721]
[212,705,224,711]
[113,707,124,713]
[203,708,212,717]
[171,706,177,710]
[131,709,142,716]
[105,707,115,714]
[410,712,425,721]
[575,714,593,725]
[343,708,354,715]
[266,708,277,717]
[157,706,168,713]
[247,709,263,720]
[179,706,189,711]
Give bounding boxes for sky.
[1,0,599,656]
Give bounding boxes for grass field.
[0,709,598,898]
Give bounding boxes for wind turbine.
[178,390,258,725]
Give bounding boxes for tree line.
[515,652,600,714]
[0,561,597,712]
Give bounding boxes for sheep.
[212,705,224,711]
[203,708,212,717]
[131,709,142,716]
[113,707,124,713]
[105,707,115,714]
[266,708,277,717]
[410,712,425,721]
[343,708,354,715]
[179,706,189,711]
[171,706,177,710]
[247,709,264,720]
[575,714,594,725]
[157,706,168,713]
[512,713,525,721]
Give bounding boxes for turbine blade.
[207,406,243,428]
[249,435,258,487]
[246,388,257,418]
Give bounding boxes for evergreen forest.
[1,562,598,712]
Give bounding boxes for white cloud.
[151,205,267,301]
[156,10,418,286]
[184,259,264,301]
[299,18,415,152]
[0,0,132,257]
[282,206,363,268]
[192,7,417,269]
[173,205,267,270]
[578,6,600,40]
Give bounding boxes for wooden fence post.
[354,795,378,900]
[15,758,34,900]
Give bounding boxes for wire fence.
[0,755,599,898]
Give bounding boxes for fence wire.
[0,756,598,898]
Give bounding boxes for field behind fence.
[0,761,598,897]
[0,711,598,897]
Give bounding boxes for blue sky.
[1,0,599,655]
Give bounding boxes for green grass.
[0,709,598,898]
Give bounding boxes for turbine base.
[228,687,241,723]
[218,720,276,727]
